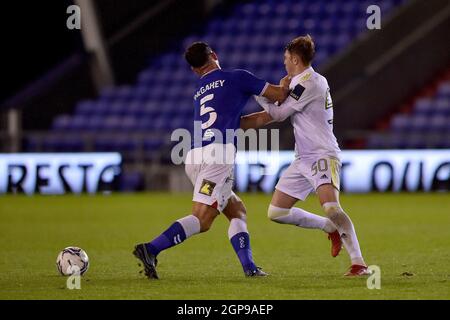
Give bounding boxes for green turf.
[0,192,449,300]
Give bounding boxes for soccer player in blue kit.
[133,42,290,279]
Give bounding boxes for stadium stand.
[33,0,407,160]
[367,69,450,149]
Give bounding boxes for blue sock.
[145,222,186,256]
[230,232,257,273]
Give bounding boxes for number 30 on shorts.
[311,158,340,190]
[311,159,328,176]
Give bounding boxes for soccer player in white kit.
[241,35,370,276]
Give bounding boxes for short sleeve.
[232,69,268,96]
[284,83,317,112]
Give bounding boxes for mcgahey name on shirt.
[194,80,225,100]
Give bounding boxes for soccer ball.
[56,247,89,276]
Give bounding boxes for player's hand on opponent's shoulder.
[273,75,291,104]
[279,75,292,90]
[262,78,290,104]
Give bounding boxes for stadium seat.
[390,114,410,132]
[435,98,450,116]
[414,98,435,116]
[76,100,96,116]
[410,115,429,133]
[437,82,450,98]
[374,74,450,147]
[86,116,104,132]
[429,115,448,133]
[366,133,390,149]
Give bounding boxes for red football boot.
[327,230,342,257]
[344,264,372,276]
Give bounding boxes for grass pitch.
[0,192,449,300]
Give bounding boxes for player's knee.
[267,204,290,222]
[238,204,247,221]
[322,202,342,217]
[322,202,349,226]
[236,209,247,222]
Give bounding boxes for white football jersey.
[256,66,340,159]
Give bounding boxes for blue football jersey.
[192,69,267,148]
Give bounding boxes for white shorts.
[275,155,341,201]
[184,144,236,212]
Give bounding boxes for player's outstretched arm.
[254,95,296,122]
[262,84,290,103]
[240,111,273,130]
[264,102,296,122]
[261,75,291,103]
[233,69,290,103]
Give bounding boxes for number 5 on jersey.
[200,94,217,129]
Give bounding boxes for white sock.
[323,202,365,266]
[268,205,337,233]
[228,218,248,239]
[177,215,201,238]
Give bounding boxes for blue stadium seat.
[109,101,127,116]
[133,85,151,100]
[125,100,145,117]
[120,171,144,191]
[86,116,104,132]
[135,118,152,131]
[91,101,110,115]
[429,115,448,133]
[389,133,409,149]
[435,98,450,116]
[102,116,122,131]
[94,136,115,151]
[117,85,137,100]
[76,100,96,116]
[42,135,84,152]
[70,115,89,131]
[121,116,138,131]
[142,102,159,117]
[406,134,427,149]
[413,98,434,116]
[144,139,164,152]
[410,115,428,133]
[437,134,450,148]
[366,133,389,149]
[437,82,450,98]
[390,114,410,132]
[95,135,139,153]
[99,87,117,101]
